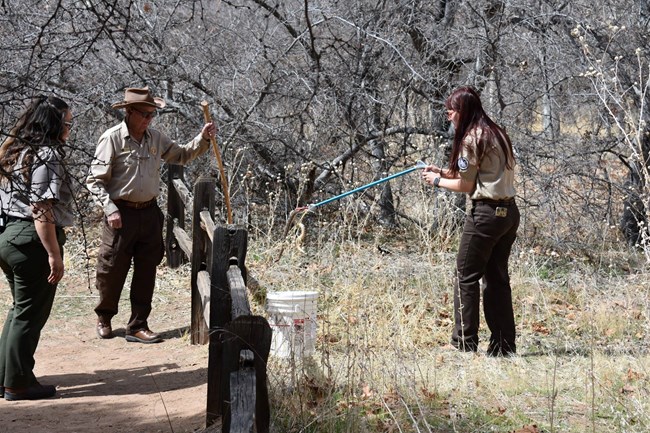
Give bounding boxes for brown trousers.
[452,199,520,355]
[94,204,164,333]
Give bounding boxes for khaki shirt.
[458,128,516,200]
[86,121,210,216]
[2,146,75,226]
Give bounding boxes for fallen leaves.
[531,322,550,335]
[510,425,539,433]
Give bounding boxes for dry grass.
[246,207,650,433]
[31,179,650,433]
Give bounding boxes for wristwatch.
[433,177,441,188]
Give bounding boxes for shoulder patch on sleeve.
[457,156,469,172]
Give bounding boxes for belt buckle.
[495,207,508,217]
[133,200,152,209]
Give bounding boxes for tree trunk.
[370,138,397,227]
[620,127,650,247]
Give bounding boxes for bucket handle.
[294,302,316,314]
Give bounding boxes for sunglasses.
[131,108,157,119]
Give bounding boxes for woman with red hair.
[423,86,519,356]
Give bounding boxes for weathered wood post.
[190,177,216,345]
[220,314,272,432]
[165,164,186,268]
[211,226,247,323]
[206,225,245,423]
[163,168,272,430]
[206,226,272,432]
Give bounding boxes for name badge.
[496,207,508,217]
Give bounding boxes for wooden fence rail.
[165,164,271,432]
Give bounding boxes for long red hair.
[444,86,514,176]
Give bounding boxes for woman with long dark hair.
[0,95,74,400]
[423,86,520,356]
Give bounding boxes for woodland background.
[1,1,650,432]
[0,0,649,250]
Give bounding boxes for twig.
[147,366,174,433]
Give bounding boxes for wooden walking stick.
[201,100,233,224]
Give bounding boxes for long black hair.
[444,86,514,177]
[0,95,69,186]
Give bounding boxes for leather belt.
[114,198,157,209]
[472,197,515,206]
[6,215,33,223]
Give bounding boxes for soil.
[0,263,215,433]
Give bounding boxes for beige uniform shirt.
[2,146,75,226]
[87,121,210,216]
[458,128,516,200]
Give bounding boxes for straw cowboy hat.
[111,87,166,109]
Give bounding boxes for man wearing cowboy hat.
[87,87,216,343]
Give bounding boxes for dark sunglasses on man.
[130,108,157,119]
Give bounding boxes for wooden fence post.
[211,226,248,313]
[163,169,272,430]
[220,315,272,433]
[166,164,186,268]
[190,177,216,345]
[206,225,247,425]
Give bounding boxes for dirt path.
[0,268,213,433]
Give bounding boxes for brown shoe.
[126,329,162,344]
[5,384,56,401]
[97,320,113,339]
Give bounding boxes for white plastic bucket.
[266,291,318,358]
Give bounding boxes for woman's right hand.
[48,255,64,284]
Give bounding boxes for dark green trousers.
[0,221,64,388]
